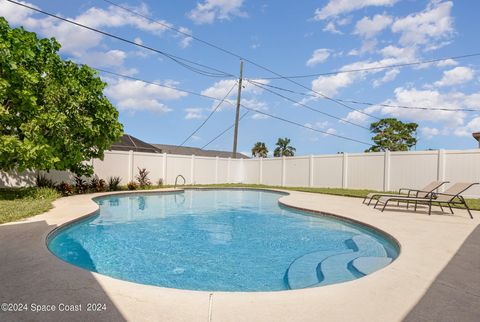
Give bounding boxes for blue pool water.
[48,189,399,291]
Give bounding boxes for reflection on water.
[49,190,398,291]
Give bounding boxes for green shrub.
[35,173,55,188]
[157,178,164,186]
[136,167,151,188]
[107,176,122,191]
[127,181,138,190]
[90,177,106,192]
[74,176,89,194]
[56,182,74,196]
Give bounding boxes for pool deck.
[0,188,479,322]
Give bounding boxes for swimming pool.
[48,189,399,292]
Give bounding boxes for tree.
[274,138,296,157]
[365,118,418,152]
[251,142,268,158]
[0,18,123,175]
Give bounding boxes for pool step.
[286,235,390,289]
[317,235,388,286]
[286,249,352,289]
[351,257,392,275]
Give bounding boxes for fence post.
[259,158,263,185]
[227,157,231,183]
[309,155,314,187]
[281,156,286,187]
[162,153,167,184]
[437,149,446,192]
[383,150,391,192]
[128,150,134,182]
[215,156,219,184]
[191,155,195,185]
[342,153,348,189]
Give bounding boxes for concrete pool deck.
[0,188,479,322]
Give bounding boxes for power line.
[254,53,480,80]
[201,111,250,150]
[239,104,372,146]
[7,0,235,79]
[92,67,370,148]
[248,80,480,112]
[96,0,377,122]
[179,82,237,146]
[246,80,370,130]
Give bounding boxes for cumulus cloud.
[420,127,440,139]
[373,69,400,87]
[188,0,247,24]
[391,1,453,49]
[184,108,206,120]
[434,66,475,87]
[314,0,398,20]
[454,116,480,137]
[105,78,187,113]
[306,49,332,67]
[0,1,193,67]
[354,14,392,39]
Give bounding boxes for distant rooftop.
[110,134,161,154]
[152,143,249,159]
[109,134,249,158]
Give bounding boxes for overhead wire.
[178,82,237,146]
[246,80,370,130]
[92,67,372,147]
[201,111,250,150]
[248,80,480,112]
[6,0,235,78]
[96,0,378,122]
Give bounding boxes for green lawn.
[1,183,479,225]
[177,183,480,211]
[0,187,59,224]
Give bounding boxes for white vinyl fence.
[1,149,480,198]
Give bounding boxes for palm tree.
[251,142,268,158]
[274,138,296,157]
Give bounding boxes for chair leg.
[414,201,418,211]
[460,197,473,219]
[374,200,380,209]
[428,202,432,216]
[367,197,374,206]
[447,203,454,214]
[363,197,367,204]
[381,200,389,212]
[439,204,444,212]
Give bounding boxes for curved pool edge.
[5,186,476,321]
[45,187,401,294]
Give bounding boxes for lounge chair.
[374,182,479,219]
[363,181,448,206]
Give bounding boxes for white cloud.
[354,14,392,39]
[77,50,127,68]
[176,27,193,48]
[437,59,458,67]
[306,49,332,67]
[420,127,440,139]
[434,67,475,87]
[184,108,206,120]
[454,116,480,137]
[344,87,480,135]
[314,0,398,20]
[373,69,400,87]
[105,78,187,113]
[323,21,342,34]
[201,79,269,108]
[188,0,247,25]
[391,1,453,48]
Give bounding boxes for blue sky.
[2,0,480,155]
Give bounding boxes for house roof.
[110,134,162,153]
[152,144,250,159]
[109,134,249,158]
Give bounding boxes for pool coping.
[1,187,479,322]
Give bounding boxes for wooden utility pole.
[232,59,243,158]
